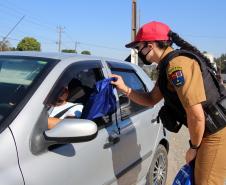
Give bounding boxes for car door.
[9,60,121,185]
[106,61,161,185]
[0,128,24,185]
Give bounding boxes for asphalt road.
[166,126,190,185]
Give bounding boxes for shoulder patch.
[168,66,182,74]
[168,67,185,87]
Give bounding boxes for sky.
[0,0,226,60]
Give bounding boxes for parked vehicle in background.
[0,52,169,185]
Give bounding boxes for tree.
[9,47,17,51]
[0,40,11,51]
[62,49,77,53]
[17,37,41,51]
[81,50,91,55]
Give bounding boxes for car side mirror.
[44,119,98,144]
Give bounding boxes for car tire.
[146,144,168,185]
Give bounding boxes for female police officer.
[111,21,226,185]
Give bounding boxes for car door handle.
[103,135,120,149]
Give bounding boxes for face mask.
[138,49,152,65]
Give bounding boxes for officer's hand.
[110,74,128,94]
[185,148,197,164]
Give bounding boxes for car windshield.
[0,57,55,124]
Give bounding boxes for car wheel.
[146,144,168,185]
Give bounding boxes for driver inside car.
[48,86,83,129]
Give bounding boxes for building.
[203,52,217,70]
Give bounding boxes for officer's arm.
[127,84,163,107]
[185,103,205,147]
[111,74,163,107]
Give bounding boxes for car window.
[115,70,146,91]
[46,61,113,129]
[111,68,147,120]
[0,57,55,125]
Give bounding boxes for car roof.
[0,51,123,62]
[0,51,139,71]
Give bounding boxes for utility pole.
[138,8,140,30]
[0,15,25,51]
[57,26,64,53]
[131,0,138,65]
[75,41,80,53]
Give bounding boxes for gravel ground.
[165,126,190,185]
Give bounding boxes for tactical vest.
[157,49,226,133]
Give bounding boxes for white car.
[0,52,168,185]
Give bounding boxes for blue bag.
[172,163,194,185]
[81,77,117,120]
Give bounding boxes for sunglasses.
[134,42,148,53]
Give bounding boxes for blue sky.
[0,0,226,60]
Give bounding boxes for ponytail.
[168,31,217,72]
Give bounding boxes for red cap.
[125,21,170,48]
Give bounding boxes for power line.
[0,35,56,44]
[63,31,127,52]
[79,42,128,51]
[0,35,20,42]
[63,32,80,52]
[0,1,56,31]
[0,2,129,53]
[62,39,128,51]
[0,22,57,44]
[1,15,25,51]
[2,0,57,32]
[0,6,58,44]
[64,32,75,43]
[2,15,25,43]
